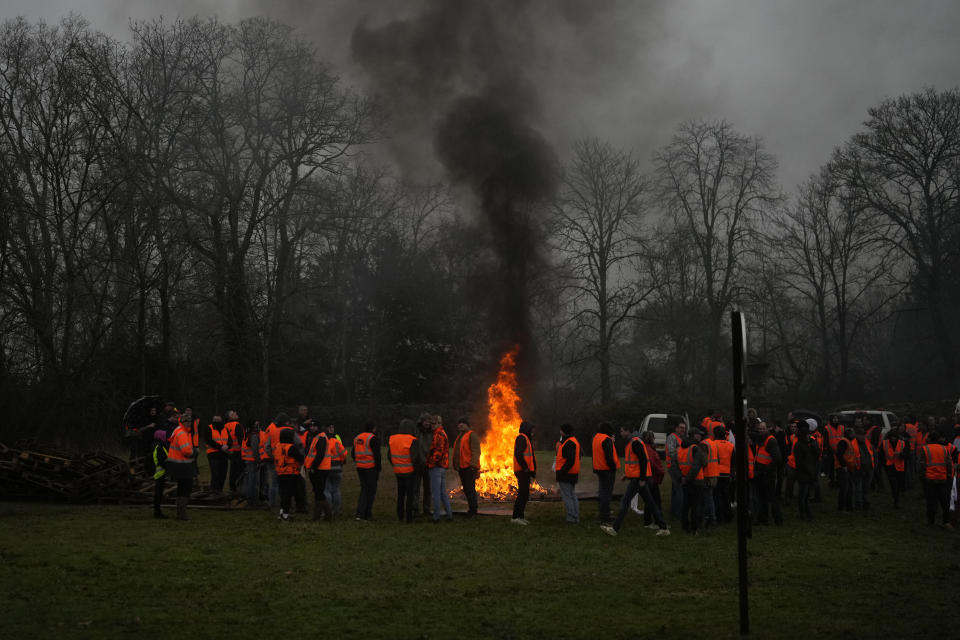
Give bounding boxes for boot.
[319,498,332,521]
[313,501,323,521]
[176,497,189,521]
[153,482,167,518]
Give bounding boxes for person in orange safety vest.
[388,419,419,523]
[511,421,537,525]
[554,423,581,524]
[452,417,481,517]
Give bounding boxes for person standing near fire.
[591,422,618,527]
[413,413,434,518]
[452,417,481,517]
[427,416,453,522]
[554,423,581,524]
[389,419,420,523]
[512,420,537,525]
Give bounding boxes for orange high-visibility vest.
[354,432,375,469]
[259,432,272,461]
[327,437,347,466]
[457,430,475,469]
[389,434,417,475]
[708,420,725,439]
[274,442,299,476]
[513,433,535,472]
[623,437,650,479]
[677,443,704,481]
[755,435,775,466]
[206,423,229,455]
[306,434,330,470]
[826,424,844,451]
[905,423,919,451]
[555,437,581,475]
[225,421,242,453]
[922,444,949,481]
[167,426,195,462]
[241,433,257,462]
[715,439,734,475]
[592,433,619,471]
[883,439,905,472]
[786,434,798,469]
[747,445,755,479]
[811,431,824,459]
[835,437,860,470]
[703,438,720,478]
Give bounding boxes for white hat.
[806,418,818,432]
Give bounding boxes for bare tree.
[551,138,649,403]
[833,88,960,391]
[770,169,902,397]
[655,120,779,398]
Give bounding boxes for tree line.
[1,16,958,445]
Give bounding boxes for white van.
[837,410,899,437]
[637,413,691,454]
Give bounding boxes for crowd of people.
[124,402,960,533]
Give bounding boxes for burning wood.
[474,346,545,500]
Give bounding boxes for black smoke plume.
[352,0,558,383]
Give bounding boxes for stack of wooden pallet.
[0,442,135,502]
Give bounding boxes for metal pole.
[732,311,750,636]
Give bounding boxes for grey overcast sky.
[2,0,958,192]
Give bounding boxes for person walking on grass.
[427,416,453,523]
[592,422,618,527]
[452,417,481,517]
[641,431,667,529]
[603,426,670,537]
[512,421,537,525]
[555,424,581,524]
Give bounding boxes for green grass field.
[1,452,957,639]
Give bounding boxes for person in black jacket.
[511,421,536,525]
[753,421,783,526]
[603,426,670,536]
[794,420,820,521]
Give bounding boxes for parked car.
[836,409,899,437]
[638,413,691,455]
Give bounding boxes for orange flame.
[476,346,543,499]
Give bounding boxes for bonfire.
[474,346,544,500]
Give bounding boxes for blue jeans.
[429,467,452,520]
[324,471,342,515]
[558,481,579,522]
[613,478,667,531]
[264,461,279,507]
[244,461,260,506]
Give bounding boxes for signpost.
[731,311,750,636]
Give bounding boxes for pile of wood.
[0,442,240,506]
[0,442,135,502]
